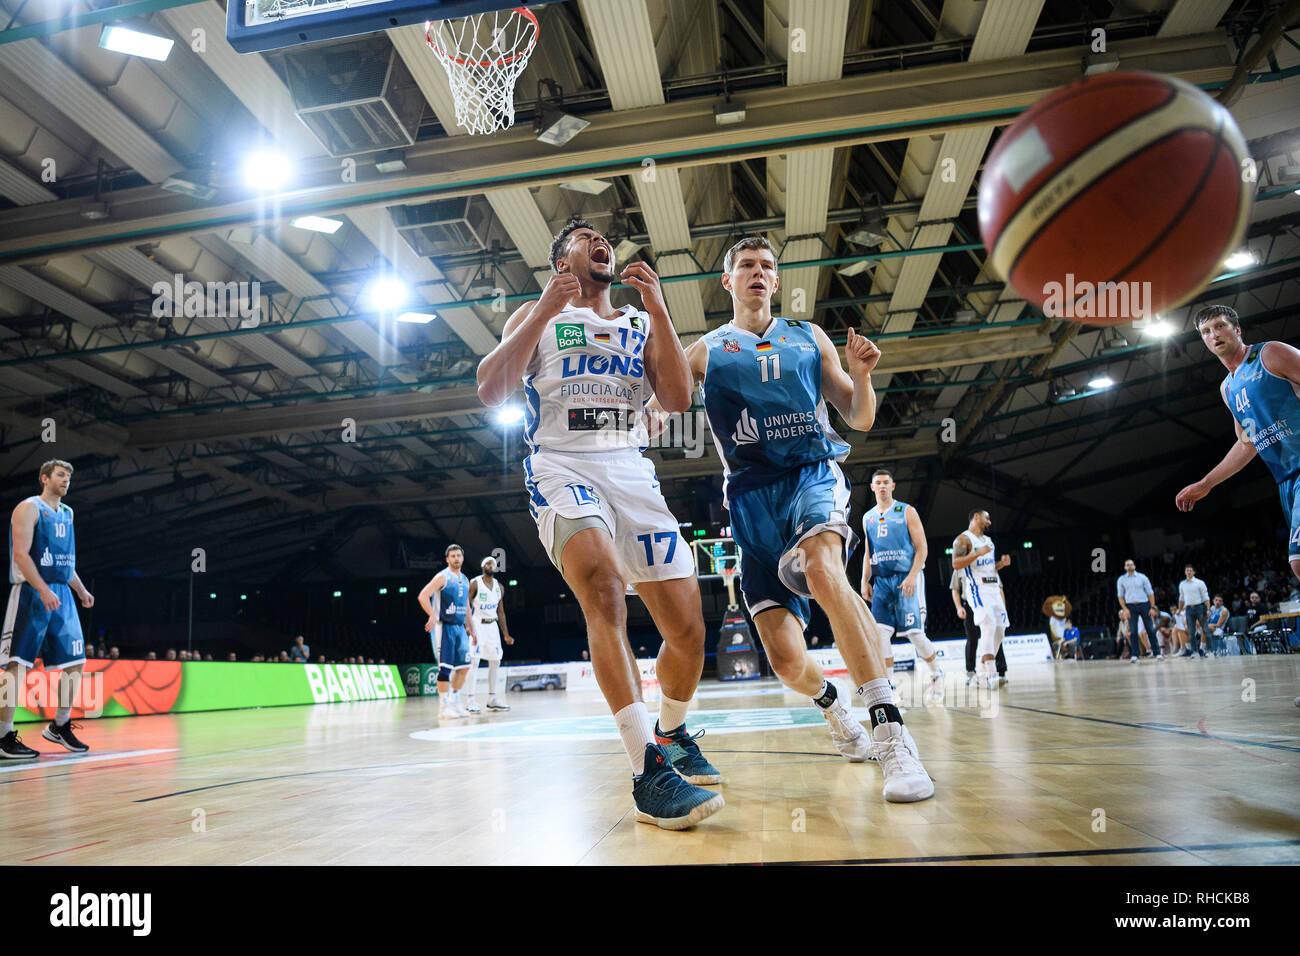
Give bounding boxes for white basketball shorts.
[523,448,694,585]
[472,620,503,661]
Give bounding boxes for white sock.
[487,659,500,699]
[928,657,942,674]
[55,707,71,724]
[1,721,12,736]
[857,678,893,710]
[614,702,656,775]
[466,659,479,698]
[657,695,690,735]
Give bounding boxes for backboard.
[693,537,738,582]
[227,0,534,53]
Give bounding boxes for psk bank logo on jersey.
[40,547,55,567]
[556,323,586,350]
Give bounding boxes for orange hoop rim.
[425,6,539,68]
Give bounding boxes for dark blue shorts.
[437,622,470,669]
[729,460,857,626]
[1,582,85,669]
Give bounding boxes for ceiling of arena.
[0,0,1297,578]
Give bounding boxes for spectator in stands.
[1060,619,1082,661]
[1208,596,1229,654]
[317,655,326,663]
[227,652,237,662]
[108,646,120,660]
[146,651,157,661]
[278,651,291,662]
[1245,592,1268,630]
[378,659,385,665]
[1115,611,1131,660]
[84,642,95,659]
[809,636,820,648]
[580,650,589,661]
[165,648,177,661]
[204,653,213,662]
[289,636,310,662]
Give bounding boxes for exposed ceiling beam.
[0,32,1237,264]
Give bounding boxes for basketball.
[978,71,1253,326]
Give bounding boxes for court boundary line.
[1001,704,1300,753]
[739,838,1300,866]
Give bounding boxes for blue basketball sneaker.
[633,743,725,830]
[655,723,723,785]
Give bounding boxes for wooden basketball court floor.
[4,658,1299,866]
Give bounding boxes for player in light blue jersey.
[660,236,933,803]
[1177,305,1300,584]
[1,460,95,759]
[860,469,943,698]
[417,543,477,720]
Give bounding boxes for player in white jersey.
[465,556,513,713]
[951,509,1011,691]
[477,218,724,830]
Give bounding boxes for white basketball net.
[425,7,539,135]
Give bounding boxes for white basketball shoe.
[870,720,935,802]
[819,682,873,762]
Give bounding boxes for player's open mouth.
[748,282,766,293]
[590,246,611,265]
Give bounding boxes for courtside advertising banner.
[14,659,405,723]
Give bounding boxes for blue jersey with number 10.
[864,500,914,576]
[1222,343,1300,483]
[700,317,849,503]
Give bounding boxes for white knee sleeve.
[488,659,500,696]
[976,622,1004,660]
[908,632,936,660]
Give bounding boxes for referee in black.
[950,566,1005,684]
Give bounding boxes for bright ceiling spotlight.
[366,277,409,311]
[291,216,343,234]
[1223,248,1259,270]
[99,23,174,61]
[242,150,292,191]
[1087,375,1115,390]
[1140,317,1174,337]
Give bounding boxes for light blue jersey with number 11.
[699,317,849,504]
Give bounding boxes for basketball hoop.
[425,7,539,135]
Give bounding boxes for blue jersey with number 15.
[865,500,914,576]
[700,318,849,504]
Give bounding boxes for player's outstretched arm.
[815,325,879,431]
[497,589,513,644]
[1175,413,1257,512]
[623,261,692,414]
[477,274,582,407]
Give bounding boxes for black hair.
[549,217,597,272]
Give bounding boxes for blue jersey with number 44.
[1222,343,1300,483]
[700,318,849,503]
